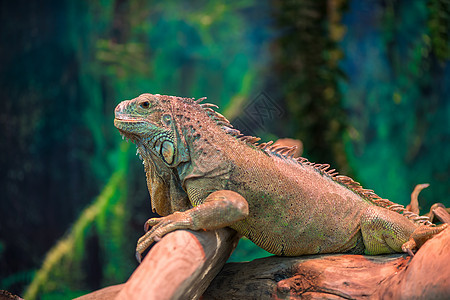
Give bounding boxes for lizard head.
[114,93,179,167]
[114,94,190,215]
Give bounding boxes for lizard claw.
[135,251,142,264]
[406,248,415,257]
[144,217,161,232]
[401,239,416,257]
[136,212,191,262]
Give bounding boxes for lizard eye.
[140,101,151,109]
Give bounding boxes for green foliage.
[341,0,450,210]
[95,0,269,107]
[23,143,130,300]
[0,270,35,294]
[272,0,351,174]
[428,0,450,61]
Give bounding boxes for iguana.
[114,93,447,262]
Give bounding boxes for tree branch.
[204,228,450,299]
[77,219,450,299]
[76,228,239,300]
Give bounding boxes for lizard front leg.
[136,190,249,262]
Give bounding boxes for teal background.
[0,0,448,298]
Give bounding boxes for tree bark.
[77,221,450,300]
[76,227,240,300]
[203,228,450,299]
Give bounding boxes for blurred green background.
[0,0,448,298]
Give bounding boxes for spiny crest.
[198,101,233,128]
[302,163,432,226]
[194,97,431,226]
[196,98,297,156]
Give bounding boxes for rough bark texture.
[377,227,450,300]
[77,228,449,300]
[76,227,239,300]
[433,206,450,224]
[203,228,450,299]
[204,254,408,299]
[74,285,123,300]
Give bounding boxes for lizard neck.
[172,103,232,186]
[137,143,173,216]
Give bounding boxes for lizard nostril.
[115,100,130,113]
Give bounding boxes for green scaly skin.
[114,93,447,262]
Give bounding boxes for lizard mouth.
[114,115,145,123]
[114,114,148,126]
[114,117,147,143]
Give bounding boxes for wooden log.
[433,206,450,224]
[115,228,239,300]
[203,254,409,299]
[377,226,450,299]
[203,228,450,299]
[406,183,429,214]
[78,227,450,300]
[74,285,123,300]
[76,228,239,300]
